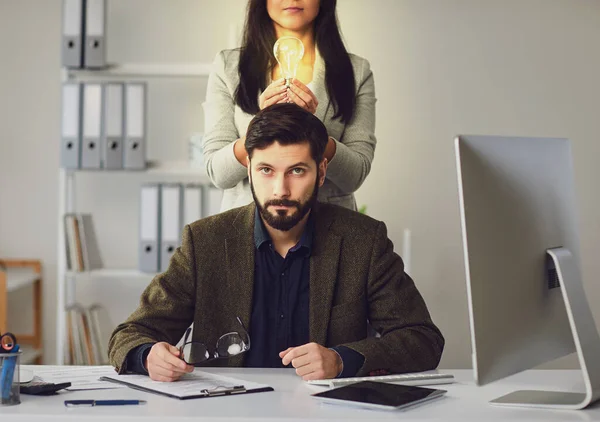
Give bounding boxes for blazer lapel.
[225,206,256,331]
[309,206,341,345]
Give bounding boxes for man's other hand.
[279,342,342,380]
[145,342,194,382]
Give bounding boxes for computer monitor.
[455,135,600,409]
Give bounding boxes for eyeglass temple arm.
[181,327,192,349]
[236,316,251,348]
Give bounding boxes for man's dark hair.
[245,103,328,163]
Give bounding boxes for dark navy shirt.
[244,208,313,368]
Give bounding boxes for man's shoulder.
[317,202,382,235]
[188,204,252,238]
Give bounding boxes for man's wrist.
[329,348,344,378]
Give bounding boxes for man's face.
[248,141,326,231]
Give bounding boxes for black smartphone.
[311,380,447,411]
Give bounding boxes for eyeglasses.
[179,317,251,366]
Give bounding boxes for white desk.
[4,367,600,421]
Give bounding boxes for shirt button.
[281,272,285,277]
[280,313,284,319]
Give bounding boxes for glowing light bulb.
[273,36,304,87]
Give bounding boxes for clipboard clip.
[200,385,246,397]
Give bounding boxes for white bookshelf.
[63,63,212,81]
[56,73,215,364]
[5,267,41,293]
[21,347,44,365]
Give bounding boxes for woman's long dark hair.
[234,0,356,124]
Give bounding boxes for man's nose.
[272,173,290,198]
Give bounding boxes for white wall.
[1,0,599,368]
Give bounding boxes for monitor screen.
[455,135,579,385]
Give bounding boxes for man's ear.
[246,156,251,178]
[318,158,328,187]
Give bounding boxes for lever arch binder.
[62,0,84,68]
[139,183,161,273]
[124,83,147,169]
[183,184,204,225]
[102,83,124,169]
[159,184,183,272]
[81,83,103,169]
[84,0,107,68]
[61,83,83,169]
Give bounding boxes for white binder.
[205,186,224,217]
[160,184,183,272]
[62,0,84,68]
[102,83,124,169]
[61,83,82,169]
[124,83,147,170]
[183,184,204,226]
[81,83,103,169]
[139,183,160,273]
[84,0,107,68]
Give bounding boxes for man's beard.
[250,172,319,232]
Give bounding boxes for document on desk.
[34,366,126,390]
[100,370,274,400]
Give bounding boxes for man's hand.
[145,342,194,382]
[279,342,342,380]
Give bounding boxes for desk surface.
[5,367,600,421]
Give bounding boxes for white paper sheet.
[34,365,126,390]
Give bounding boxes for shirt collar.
[254,206,314,256]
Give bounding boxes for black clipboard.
[99,375,274,400]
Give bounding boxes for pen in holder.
[0,346,21,406]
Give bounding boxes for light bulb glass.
[273,36,304,87]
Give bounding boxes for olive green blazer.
[108,203,444,375]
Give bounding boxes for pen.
[65,399,147,407]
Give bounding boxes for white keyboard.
[306,372,455,388]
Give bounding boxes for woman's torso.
[218,49,367,212]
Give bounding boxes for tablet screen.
[311,381,446,410]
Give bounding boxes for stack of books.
[65,303,110,365]
[63,213,103,272]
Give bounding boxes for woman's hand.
[259,78,288,110]
[287,79,319,114]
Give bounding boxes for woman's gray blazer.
[202,48,377,212]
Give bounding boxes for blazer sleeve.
[325,58,377,194]
[202,50,248,189]
[107,225,197,374]
[340,222,445,376]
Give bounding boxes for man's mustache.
[264,199,300,208]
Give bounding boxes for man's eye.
[291,168,305,175]
[259,168,272,175]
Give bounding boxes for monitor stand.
[490,247,600,409]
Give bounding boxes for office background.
[0,0,599,367]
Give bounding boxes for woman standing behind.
[203,0,376,211]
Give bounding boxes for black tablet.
[311,381,447,411]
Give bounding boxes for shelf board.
[3,268,40,293]
[21,347,43,365]
[146,160,209,177]
[65,160,212,180]
[64,62,212,80]
[67,269,157,279]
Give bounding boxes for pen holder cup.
[0,351,21,405]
